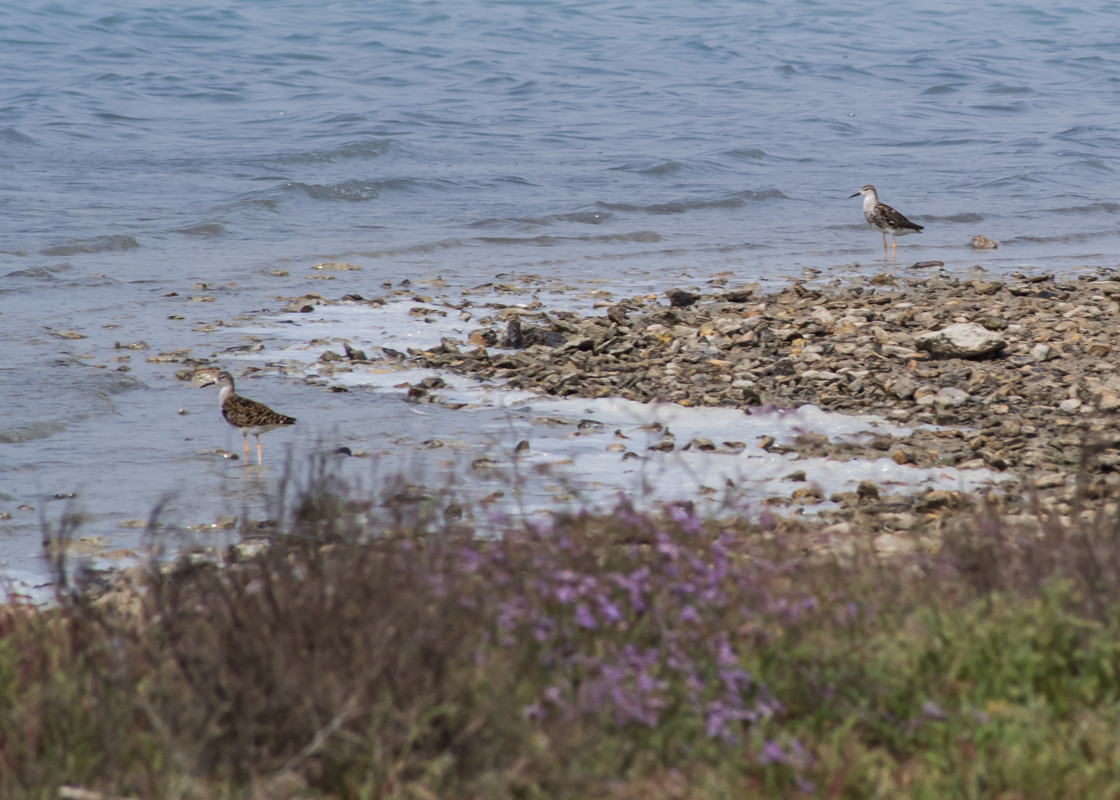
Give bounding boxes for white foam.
[230,296,1000,516]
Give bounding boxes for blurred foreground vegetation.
[5,470,1120,799]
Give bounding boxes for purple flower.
[457,547,481,573]
[543,686,566,707]
[922,700,946,720]
[521,702,544,720]
[613,568,649,615]
[532,616,555,642]
[497,598,526,631]
[715,635,737,667]
[679,605,701,625]
[555,585,577,604]
[525,517,553,536]
[719,666,753,694]
[757,740,788,766]
[656,533,679,560]
[598,598,623,625]
[575,603,597,630]
[705,701,727,738]
[667,503,702,534]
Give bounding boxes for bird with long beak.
[850,184,924,258]
[196,370,296,466]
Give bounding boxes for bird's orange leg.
[881,233,889,258]
[256,436,263,466]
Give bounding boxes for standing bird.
[197,370,296,466]
[850,184,924,258]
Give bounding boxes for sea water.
[1,0,1116,588]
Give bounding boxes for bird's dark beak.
[849,192,861,198]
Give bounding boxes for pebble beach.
[151,260,1120,560]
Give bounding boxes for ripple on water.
[264,139,393,165]
[40,234,140,256]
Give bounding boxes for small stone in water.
[49,328,86,340]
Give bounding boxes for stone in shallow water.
[666,289,699,308]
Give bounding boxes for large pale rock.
[913,323,1006,359]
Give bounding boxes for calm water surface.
[2,0,1119,586]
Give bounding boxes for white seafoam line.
[229,298,1002,516]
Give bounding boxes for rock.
[913,490,960,512]
[874,533,916,555]
[1034,473,1065,489]
[1030,343,1055,362]
[312,261,361,271]
[971,280,1003,295]
[1098,393,1120,412]
[501,319,525,348]
[977,315,1008,331]
[914,323,1006,359]
[666,289,699,308]
[607,305,630,325]
[970,235,998,249]
[936,387,970,407]
[392,266,1120,528]
[857,481,880,501]
[790,486,824,503]
[888,376,917,401]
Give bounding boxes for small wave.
[357,238,466,258]
[1052,202,1120,215]
[290,180,383,202]
[972,102,1029,114]
[723,148,768,161]
[476,231,661,246]
[921,84,961,95]
[0,420,68,444]
[173,222,227,238]
[82,369,144,399]
[610,160,684,176]
[494,174,536,186]
[40,234,140,256]
[1006,231,1107,245]
[1071,159,1113,173]
[927,213,985,223]
[1,264,72,281]
[470,210,612,228]
[598,189,785,215]
[288,177,435,202]
[0,126,37,145]
[267,139,392,165]
[979,175,1044,189]
[984,83,1036,95]
[224,192,281,214]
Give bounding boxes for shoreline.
[388,266,1120,531]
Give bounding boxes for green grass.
[5,481,1120,798]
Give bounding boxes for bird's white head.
[194,369,234,390]
[849,184,877,199]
